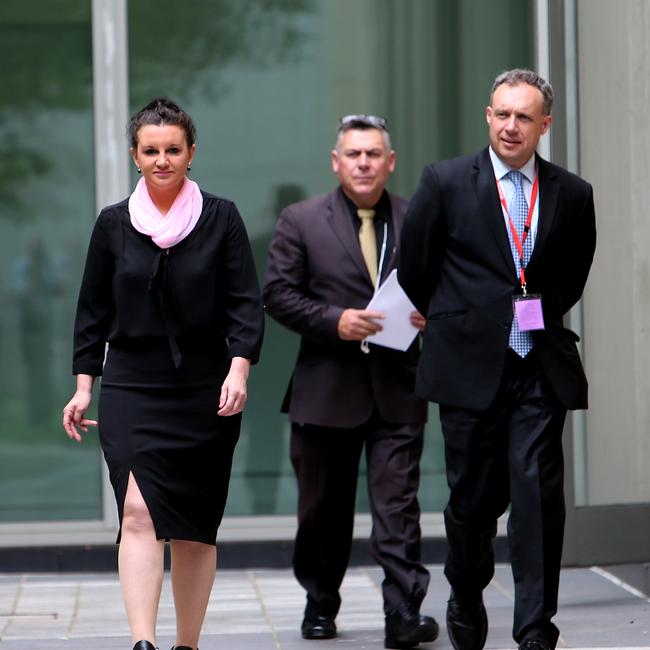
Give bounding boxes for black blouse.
[73,191,264,376]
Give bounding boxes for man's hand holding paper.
[338,308,385,341]
[363,269,421,351]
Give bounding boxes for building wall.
[578,0,650,505]
[16,0,649,549]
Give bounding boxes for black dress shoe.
[133,642,157,650]
[170,646,196,650]
[446,592,488,650]
[384,603,439,649]
[519,640,551,650]
[301,613,337,639]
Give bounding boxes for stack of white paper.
[364,269,419,351]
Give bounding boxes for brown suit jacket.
[263,187,427,428]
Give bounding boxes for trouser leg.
[507,366,566,648]
[365,419,430,613]
[290,422,363,617]
[439,401,510,600]
[441,352,567,648]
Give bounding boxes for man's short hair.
[490,69,554,115]
[335,114,392,150]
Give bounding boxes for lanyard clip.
[522,282,528,297]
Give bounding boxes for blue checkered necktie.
[506,170,533,357]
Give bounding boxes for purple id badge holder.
[513,294,545,331]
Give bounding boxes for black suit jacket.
[263,188,427,428]
[398,147,596,412]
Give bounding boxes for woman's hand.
[62,374,98,442]
[218,356,251,416]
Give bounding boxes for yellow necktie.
[357,208,377,285]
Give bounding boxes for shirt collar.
[339,187,390,222]
[489,146,537,184]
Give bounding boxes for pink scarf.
[128,177,203,248]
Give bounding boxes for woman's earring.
[136,166,141,174]
[187,164,192,172]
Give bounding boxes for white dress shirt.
[489,147,539,246]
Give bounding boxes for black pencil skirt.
[98,342,240,545]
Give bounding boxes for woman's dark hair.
[128,97,197,148]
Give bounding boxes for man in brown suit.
[263,115,437,649]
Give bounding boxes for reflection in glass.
[0,0,534,526]
[127,0,532,518]
[0,1,101,522]
[11,236,60,428]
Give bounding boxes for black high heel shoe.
[171,646,196,650]
[133,642,158,650]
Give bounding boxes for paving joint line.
[246,569,282,650]
[590,566,650,603]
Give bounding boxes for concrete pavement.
[1,564,649,649]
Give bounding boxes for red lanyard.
[496,175,539,293]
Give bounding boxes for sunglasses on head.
[339,114,388,130]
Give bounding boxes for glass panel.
[0,1,101,521]
[128,0,533,516]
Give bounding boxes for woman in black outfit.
[62,98,264,650]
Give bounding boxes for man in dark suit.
[398,69,596,650]
[264,115,438,649]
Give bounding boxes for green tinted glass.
[0,0,101,522]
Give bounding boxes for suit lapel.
[382,194,402,282]
[325,190,371,282]
[528,155,559,269]
[473,148,517,276]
